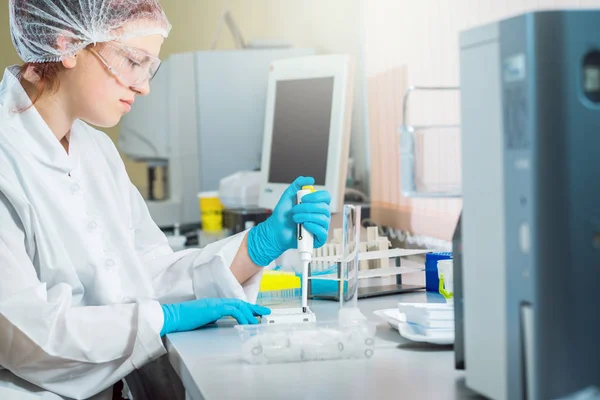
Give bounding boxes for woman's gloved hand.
[247,176,331,267]
[160,298,271,336]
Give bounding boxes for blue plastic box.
[425,252,453,292]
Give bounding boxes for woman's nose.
[132,79,151,96]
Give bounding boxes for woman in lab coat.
[0,1,331,399]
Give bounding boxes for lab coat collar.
[0,66,79,175]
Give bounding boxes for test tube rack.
[308,227,431,300]
[311,227,393,273]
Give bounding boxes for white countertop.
[166,292,483,400]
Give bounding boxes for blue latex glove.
[160,298,271,336]
[248,176,332,266]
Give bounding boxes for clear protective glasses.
[89,42,162,88]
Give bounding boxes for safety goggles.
[89,42,162,88]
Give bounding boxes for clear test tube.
[339,204,361,310]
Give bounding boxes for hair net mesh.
[9,0,171,63]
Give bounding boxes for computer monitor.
[258,54,354,213]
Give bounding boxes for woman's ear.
[57,34,78,69]
[61,54,78,69]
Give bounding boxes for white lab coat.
[0,66,262,399]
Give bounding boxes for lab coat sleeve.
[128,184,263,304]
[0,191,166,400]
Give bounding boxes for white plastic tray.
[373,308,454,345]
[234,320,377,364]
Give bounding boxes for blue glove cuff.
[248,222,283,267]
[160,303,178,337]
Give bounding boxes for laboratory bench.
[166,292,483,400]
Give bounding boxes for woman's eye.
[127,58,141,68]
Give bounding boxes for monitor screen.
[267,77,334,185]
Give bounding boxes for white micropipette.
[297,186,315,314]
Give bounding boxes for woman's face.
[61,32,164,128]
